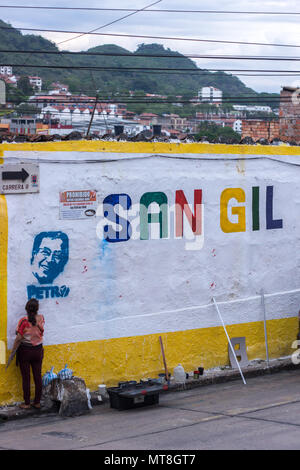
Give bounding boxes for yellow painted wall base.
[0,316,297,405]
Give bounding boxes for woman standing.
[12,298,45,409]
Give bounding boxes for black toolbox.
[107,380,168,411]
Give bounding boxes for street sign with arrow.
[0,164,39,194]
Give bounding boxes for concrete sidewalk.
[0,356,298,423]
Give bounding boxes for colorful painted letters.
[175,190,202,237]
[220,185,283,233]
[99,185,283,243]
[220,188,246,233]
[140,192,168,240]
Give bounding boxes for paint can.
[98,384,108,399]
[193,370,199,379]
[158,373,166,384]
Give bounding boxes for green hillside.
[0,19,279,106]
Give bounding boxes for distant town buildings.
[0,66,12,76]
[1,78,299,143]
[9,117,37,135]
[233,104,272,114]
[0,66,42,91]
[233,119,242,134]
[0,65,18,86]
[50,82,69,94]
[198,87,223,104]
[28,76,42,92]
[0,80,5,105]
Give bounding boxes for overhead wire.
[22,95,288,102]
[2,64,300,77]
[2,49,300,61]
[0,25,299,49]
[57,0,163,131]
[3,108,295,119]
[57,0,163,46]
[0,5,296,135]
[2,63,300,73]
[0,5,300,15]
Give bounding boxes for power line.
[25,93,283,98]
[40,72,300,77]
[0,5,300,15]
[22,102,281,105]
[5,70,300,81]
[14,89,284,98]
[23,94,285,100]
[3,64,300,73]
[3,110,300,121]
[2,49,300,61]
[57,0,162,46]
[20,102,283,107]
[25,98,283,103]
[25,100,283,103]
[19,98,286,104]
[21,87,285,97]
[2,115,290,121]
[0,108,286,117]
[3,60,300,76]
[6,101,285,109]
[0,25,300,49]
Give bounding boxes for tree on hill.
[17,76,34,95]
[6,83,27,104]
[0,18,280,105]
[195,121,240,143]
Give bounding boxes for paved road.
[1,369,300,450]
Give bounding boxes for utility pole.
[86,93,99,137]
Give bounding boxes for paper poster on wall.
[59,190,97,220]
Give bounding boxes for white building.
[28,76,42,91]
[50,82,69,93]
[232,105,272,113]
[108,104,117,115]
[198,87,223,104]
[0,66,12,76]
[0,80,5,105]
[39,106,61,120]
[49,89,71,96]
[233,119,242,134]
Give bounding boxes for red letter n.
[175,190,202,237]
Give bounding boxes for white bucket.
[98,384,107,398]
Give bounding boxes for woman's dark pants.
[18,344,43,405]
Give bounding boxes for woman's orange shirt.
[16,315,45,346]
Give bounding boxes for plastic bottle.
[173,364,186,383]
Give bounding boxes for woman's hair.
[25,298,39,326]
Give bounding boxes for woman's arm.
[5,333,23,370]
[11,333,22,352]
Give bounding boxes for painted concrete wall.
[0,141,300,405]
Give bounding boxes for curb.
[0,357,298,422]
[166,357,300,392]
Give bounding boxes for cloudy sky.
[1,0,300,93]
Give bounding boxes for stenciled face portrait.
[31,232,69,285]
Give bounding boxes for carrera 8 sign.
[0,163,39,194]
